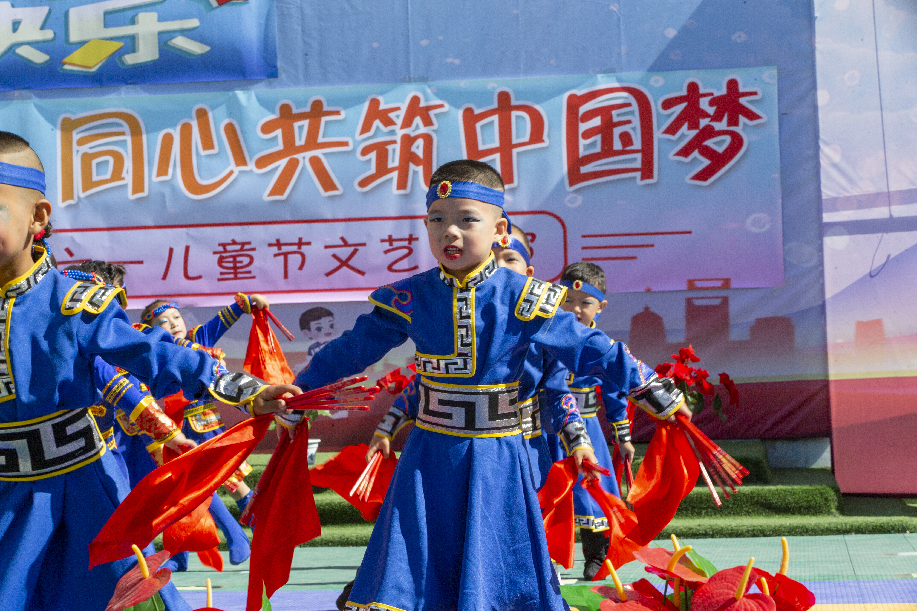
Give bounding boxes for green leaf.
[667,535,717,579]
[125,593,165,611]
[712,395,726,422]
[559,584,606,611]
[261,583,273,611]
[685,546,718,578]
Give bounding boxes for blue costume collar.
[0,161,45,194]
[438,252,498,289]
[426,180,512,233]
[3,244,53,298]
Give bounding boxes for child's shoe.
[580,528,607,581]
[336,579,355,611]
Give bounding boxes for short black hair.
[71,260,127,287]
[561,261,607,294]
[429,160,504,192]
[0,131,44,173]
[300,306,334,331]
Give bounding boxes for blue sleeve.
[79,304,218,401]
[600,383,629,425]
[93,356,153,417]
[295,305,410,391]
[188,300,247,347]
[532,309,657,395]
[537,353,582,436]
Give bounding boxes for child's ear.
[493,217,508,241]
[598,299,608,313]
[30,199,51,236]
[526,265,535,277]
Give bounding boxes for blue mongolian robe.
[377,345,585,492]
[295,253,675,611]
[0,246,259,611]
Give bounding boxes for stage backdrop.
[8,0,898,488]
[816,0,917,494]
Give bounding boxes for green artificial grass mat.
[770,467,838,488]
[660,515,917,539]
[676,484,838,517]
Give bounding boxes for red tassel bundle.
[284,375,377,413]
[676,413,749,506]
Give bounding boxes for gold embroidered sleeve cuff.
[235,292,253,315]
[208,372,267,413]
[131,396,179,441]
[611,420,632,444]
[560,420,593,454]
[630,375,685,420]
[375,406,413,440]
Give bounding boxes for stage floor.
[170,533,917,610]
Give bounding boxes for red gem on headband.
[573,280,583,290]
[436,181,452,198]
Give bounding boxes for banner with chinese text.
[0,0,276,90]
[4,66,782,305]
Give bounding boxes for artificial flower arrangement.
[655,345,739,421]
[561,536,816,611]
[652,346,745,507]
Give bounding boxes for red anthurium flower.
[592,579,673,611]
[691,565,776,611]
[720,373,740,406]
[753,569,816,611]
[105,548,172,611]
[632,546,708,588]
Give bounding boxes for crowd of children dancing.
[0,130,688,611]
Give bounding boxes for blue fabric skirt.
[523,433,554,492]
[0,451,137,611]
[347,427,569,611]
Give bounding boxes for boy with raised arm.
[294,160,688,611]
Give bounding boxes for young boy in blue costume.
[338,225,590,610]
[67,262,252,571]
[0,132,298,611]
[293,159,689,611]
[142,294,269,513]
[548,262,635,580]
[369,225,591,492]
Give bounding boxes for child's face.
[425,197,507,279]
[0,154,51,282]
[304,316,335,342]
[153,307,188,339]
[492,246,533,276]
[561,288,607,327]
